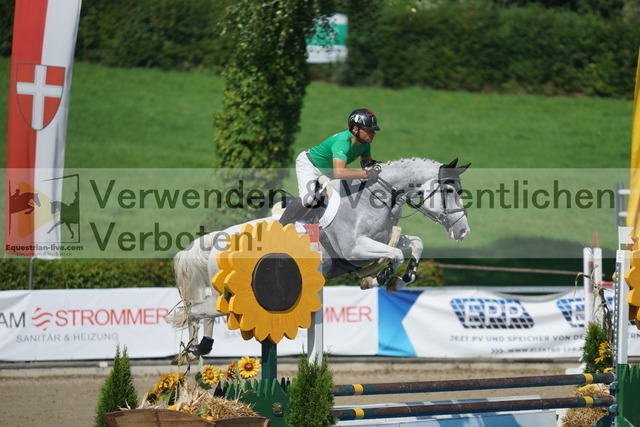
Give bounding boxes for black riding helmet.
[348,108,381,132]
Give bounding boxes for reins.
[374,175,467,229]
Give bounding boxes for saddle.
[273,176,402,279]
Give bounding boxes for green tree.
[212,0,333,227]
[286,354,336,426]
[94,346,138,427]
[343,0,383,86]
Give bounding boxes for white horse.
[172,158,470,361]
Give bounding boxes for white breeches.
[295,151,323,207]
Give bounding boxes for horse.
[47,193,79,239]
[9,191,41,214]
[171,157,470,362]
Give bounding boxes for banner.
[0,286,378,361]
[2,286,639,361]
[306,13,348,64]
[380,287,640,359]
[5,0,82,258]
[627,49,640,239]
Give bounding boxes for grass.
[0,57,635,285]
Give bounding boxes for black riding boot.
[279,197,310,225]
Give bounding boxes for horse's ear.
[456,163,471,174]
[445,158,459,168]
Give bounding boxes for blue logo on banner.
[557,296,622,328]
[556,298,585,327]
[450,298,534,329]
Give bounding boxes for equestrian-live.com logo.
[7,174,81,246]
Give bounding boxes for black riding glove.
[365,164,382,183]
[361,159,380,169]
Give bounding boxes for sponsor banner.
[0,288,179,361]
[3,286,639,361]
[0,286,377,361]
[5,0,82,258]
[383,288,640,359]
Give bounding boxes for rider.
[279,108,382,225]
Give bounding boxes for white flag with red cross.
[5,0,82,258]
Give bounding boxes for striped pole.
[331,395,615,421]
[334,372,615,397]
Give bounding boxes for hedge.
[0,258,175,290]
[0,257,443,290]
[0,0,233,72]
[378,3,640,97]
[1,1,638,97]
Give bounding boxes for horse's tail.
[173,235,211,303]
[171,235,213,329]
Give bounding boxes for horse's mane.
[382,157,441,168]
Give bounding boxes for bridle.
[375,174,467,231]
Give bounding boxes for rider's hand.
[361,159,380,169]
[365,164,381,183]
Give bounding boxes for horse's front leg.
[47,220,61,234]
[387,235,424,293]
[346,236,404,290]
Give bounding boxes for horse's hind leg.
[197,318,215,355]
[65,222,75,239]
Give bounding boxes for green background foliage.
[0,0,637,289]
[1,0,639,96]
[211,0,332,227]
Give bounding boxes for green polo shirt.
[308,130,371,173]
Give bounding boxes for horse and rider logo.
[16,63,65,130]
[7,175,80,242]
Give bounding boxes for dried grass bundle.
[138,387,258,421]
[561,384,609,427]
[197,395,258,419]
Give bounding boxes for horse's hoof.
[360,277,374,290]
[386,278,400,294]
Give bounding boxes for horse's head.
[413,158,471,242]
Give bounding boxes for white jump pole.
[614,227,633,367]
[583,247,594,325]
[308,289,324,364]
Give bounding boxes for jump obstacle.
[211,222,637,425]
[305,241,629,424]
[330,372,616,422]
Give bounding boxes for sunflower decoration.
[212,220,325,344]
[195,360,224,390]
[148,372,187,405]
[238,356,261,379]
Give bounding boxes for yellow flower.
[595,341,611,363]
[153,372,186,393]
[226,361,237,380]
[201,365,224,385]
[238,356,261,379]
